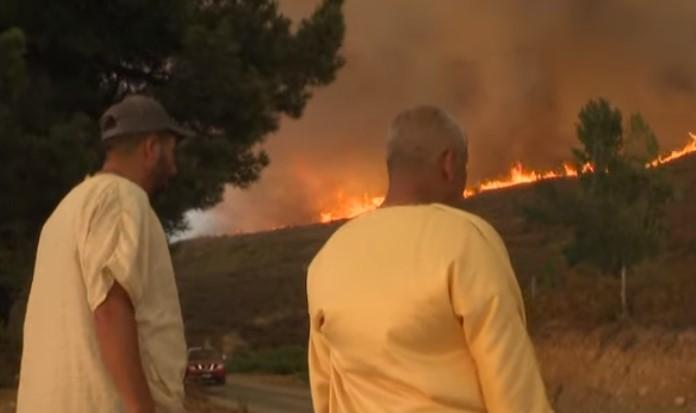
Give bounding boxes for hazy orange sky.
[182,0,696,238]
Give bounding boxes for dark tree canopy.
[0,0,345,318]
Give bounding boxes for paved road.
[205,375,313,413]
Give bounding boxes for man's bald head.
[387,106,468,173]
[384,106,469,206]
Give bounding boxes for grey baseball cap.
[99,94,194,141]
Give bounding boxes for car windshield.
[188,349,222,361]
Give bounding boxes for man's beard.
[151,155,171,196]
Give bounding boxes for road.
[204,375,314,413]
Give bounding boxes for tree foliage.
[527,98,673,315]
[0,0,345,320]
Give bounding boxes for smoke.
[185,0,696,236]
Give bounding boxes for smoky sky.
[183,0,696,237]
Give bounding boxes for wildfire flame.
[649,132,696,167]
[319,133,696,223]
[319,193,385,224]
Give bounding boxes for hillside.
[173,154,696,346]
[172,154,696,412]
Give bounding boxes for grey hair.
[386,105,468,171]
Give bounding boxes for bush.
[226,345,307,378]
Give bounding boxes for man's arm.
[308,312,331,413]
[460,293,552,412]
[94,281,155,413]
[450,228,553,413]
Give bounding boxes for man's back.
[307,204,552,413]
[18,174,187,413]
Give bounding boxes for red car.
[185,347,227,385]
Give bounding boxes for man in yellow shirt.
[18,95,190,413]
[307,106,553,412]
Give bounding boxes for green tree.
[0,0,345,321]
[528,99,672,317]
[0,27,32,324]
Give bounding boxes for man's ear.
[142,134,161,160]
[440,148,457,182]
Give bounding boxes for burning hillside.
[181,1,696,238]
[318,133,696,223]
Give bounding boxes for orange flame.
[319,134,696,223]
[319,193,384,223]
[649,132,696,167]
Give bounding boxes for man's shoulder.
[49,174,152,235]
[428,204,498,235]
[79,173,150,210]
[429,204,512,264]
[321,203,500,250]
[325,203,497,238]
[308,203,505,275]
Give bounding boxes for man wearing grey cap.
[17,95,192,413]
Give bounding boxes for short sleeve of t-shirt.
[78,180,149,311]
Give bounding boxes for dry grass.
[173,223,338,349]
[173,155,696,350]
[185,384,242,413]
[0,386,241,413]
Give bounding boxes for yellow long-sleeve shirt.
[307,204,553,413]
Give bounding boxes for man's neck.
[382,183,464,209]
[100,162,152,196]
[382,185,436,208]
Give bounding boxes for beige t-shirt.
[307,204,553,413]
[17,174,187,413]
